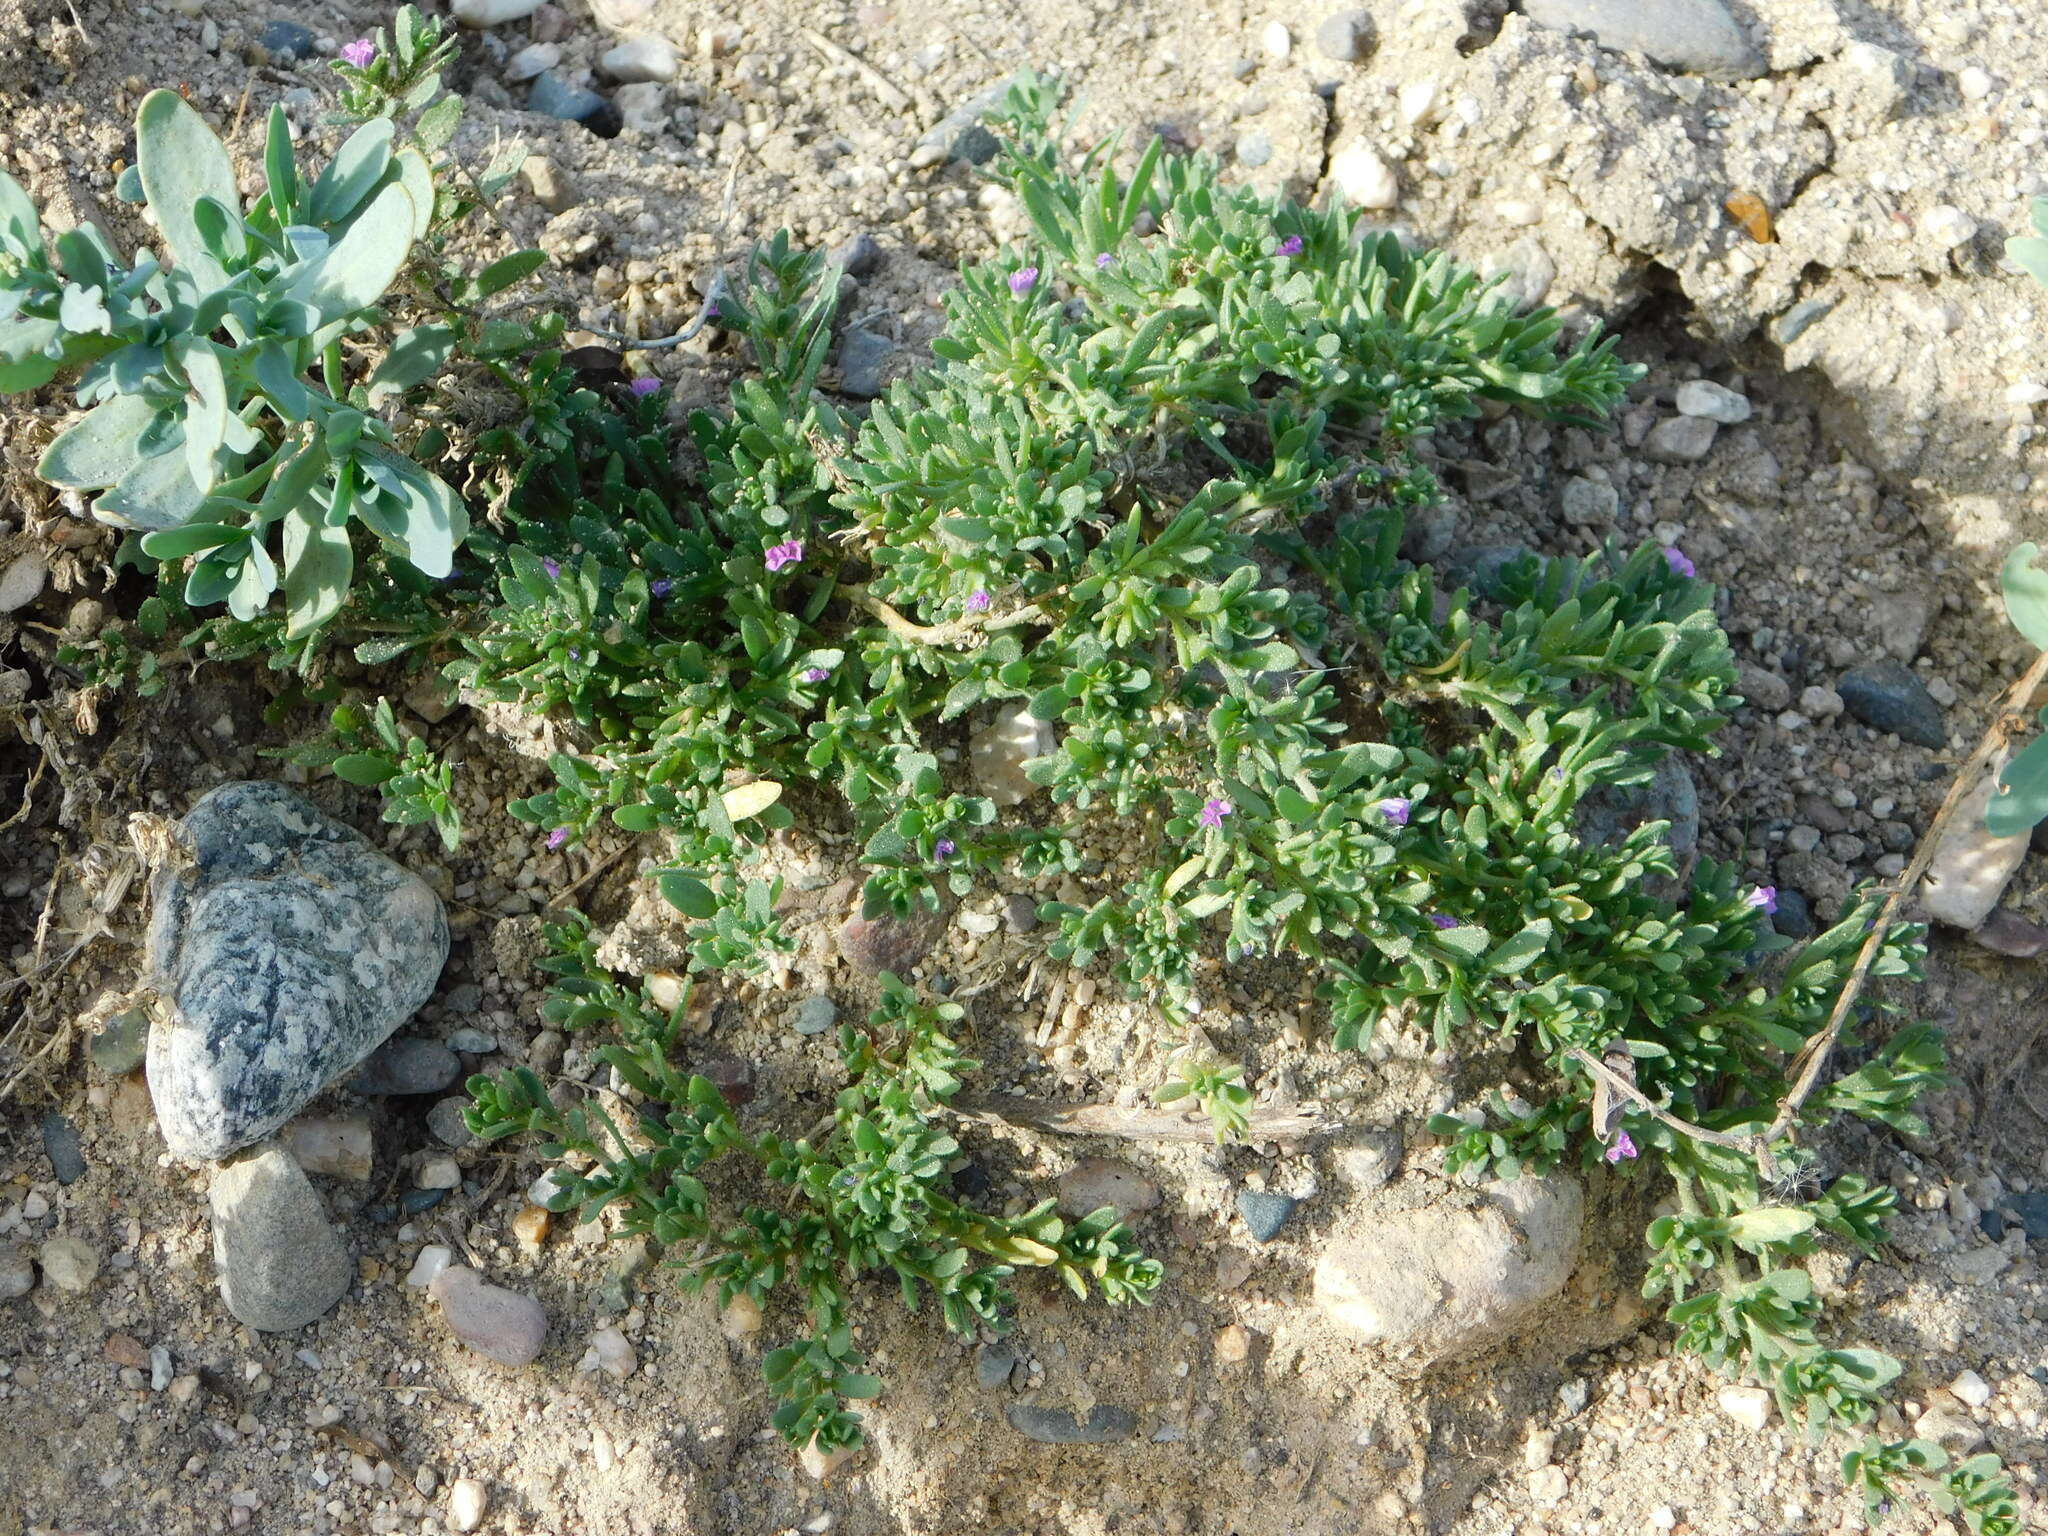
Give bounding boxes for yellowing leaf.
[721,779,784,822]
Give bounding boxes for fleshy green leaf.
[2000,542,2048,651]
[306,117,396,226]
[284,181,417,323]
[135,89,239,291]
[38,391,162,489]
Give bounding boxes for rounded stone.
[210,1148,352,1331]
[1057,1157,1159,1221]
[38,1235,99,1294]
[430,1265,547,1366]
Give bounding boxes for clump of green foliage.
[269,696,462,850]
[17,57,2019,1523]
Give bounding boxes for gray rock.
[146,782,450,1161]
[1772,299,1834,347]
[0,551,47,614]
[210,1148,351,1331]
[1236,1189,1297,1243]
[431,1265,547,1366]
[1770,888,1815,939]
[528,71,610,125]
[1735,662,1791,712]
[1675,380,1752,424]
[830,232,883,279]
[1312,1175,1584,1363]
[1838,661,1946,748]
[1314,9,1373,63]
[946,123,1001,166]
[971,703,1055,807]
[1521,0,1763,79]
[1005,1402,1139,1445]
[975,1341,1018,1389]
[835,327,895,400]
[599,34,676,83]
[427,1097,478,1148]
[445,1025,496,1053]
[1642,414,1719,463]
[258,19,318,60]
[1577,753,1698,899]
[1921,769,2026,929]
[1560,476,1619,526]
[1058,1157,1159,1221]
[836,899,948,977]
[353,1037,462,1096]
[613,82,668,135]
[89,1008,149,1076]
[42,1113,84,1185]
[1001,892,1041,935]
[38,1235,98,1293]
[2008,1191,2048,1241]
[1869,587,1936,664]
[793,995,839,1036]
[0,1243,32,1300]
[1234,131,1273,170]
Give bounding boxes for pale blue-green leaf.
[264,104,298,224]
[284,182,415,323]
[57,283,112,335]
[2008,235,2048,289]
[37,391,161,488]
[282,502,353,634]
[306,117,395,225]
[135,89,237,291]
[366,323,456,408]
[0,169,42,254]
[253,342,312,421]
[0,315,62,393]
[394,147,433,241]
[112,163,144,204]
[414,94,463,155]
[225,534,278,620]
[2000,543,2048,651]
[1988,733,2048,837]
[180,340,228,490]
[191,195,247,266]
[284,226,331,263]
[95,442,210,530]
[353,442,465,576]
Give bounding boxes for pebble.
[721,1292,764,1338]
[447,1478,489,1533]
[794,995,839,1036]
[1837,661,1946,749]
[210,1149,351,1331]
[0,1243,33,1299]
[800,1438,855,1480]
[0,552,48,614]
[427,1098,478,1148]
[416,1156,463,1191]
[582,1325,638,1380]
[287,1114,374,1181]
[150,1344,173,1391]
[830,232,883,279]
[528,71,611,126]
[600,35,676,83]
[1520,0,1763,79]
[1561,475,1619,525]
[452,0,544,25]
[1329,143,1398,209]
[1642,415,1719,463]
[512,1204,553,1249]
[1001,892,1040,934]
[1057,1158,1160,1221]
[614,82,669,135]
[834,327,895,400]
[1914,1403,1987,1453]
[38,1234,99,1294]
[430,1266,548,1367]
[1214,1323,1251,1363]
[149,783,448,1159]
[1736,662,1791,711]
[1005,1402,1139,1445]
[446,1026,496,1053]
[1958,66,1995,101]
[1716,1385,1772,1432]
[1771,889,1815,939]
[520,155,578,215]
[695,1051,755,1107]
[1924,205,1978,251]
[1529,1465,1569,1502]
[353,1037,462,1097]
[1261,20,1291,59]
[836,900,947,976]
[975,1342,1018,1389]
[1235,132,1273,170]
[1797,685,1843,719]
[1950,1369,1992,1409]
[41,1113,84,1185]
[1314,10,1372,63]
[1869,586,1936,662]
[505,42,561,81]
[1235,1189,1298,1243]
[970,703,1055,806]
[1398,79,1441,128]
[258,19,317,60]
[1675,380,1752,424]
[407,1244,454,1289]
[89,1008,149,1076]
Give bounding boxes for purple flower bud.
[1604,1131,1639,1163]
[630,376,661,397]
[547,826,569,850]
[764,539,804,572]
[1096,252,1115,269]
[1663,546,1695,578]
[802,666,830,683]
[934,838,956,860]
[1008,266,1039,295]
[1198,797,1233,830]
[1428,913,1457,930]
[704,298,721,319]
[1746,885,1778,915]
[1376,797,1411,827]
[541,556,561,578]
[967,588,992,613]
[341,37,376,67]
[1277,234,1304,257]
[650,578,674,597]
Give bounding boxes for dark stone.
[1002,891,1041,935]
[793,995,839,1036]
[948,1160,990,1200]
[352,1037,462,1097]
[835,327,896,400]
[528,71,610,125]
[836,898,948,977]
[146,781,449,1160]
[1576,754,1699,901]
[1773,299,1834,346]
[2012,1191,2048,1241]
[1970,910,2048,958]
[90,1009,149,1076]
[1770,889,1815,940]
[1837,662,1946,749]
[401,1186,449,1215]
[427,1097,477,1148]
[830,231,883,279]
[1005,1402,1138,1445]
[1980,1208,2006,1242]
[695,1051,755,1107]
[258,19,318,60]
[976,1342,1018,1389]
[1236,1189,1297,1244]
[42,1113,84,1185]
[948,123,1000,166]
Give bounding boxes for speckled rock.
[0,1243,32,1300]
[145,782,449,1160]
[1005,1402,1139,1444]
[1521,0,1763,80]
[970,702,1056,807]
[1921,767,2028,930]
[1236,1189,1298,1243]
[209,1148,352,1331]
[1058,1158,1159,1221]
[1838,661,1946,749]
[836,898,948,977]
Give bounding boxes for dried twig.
[1564,1046,1757,1156]
[952,1093,1335,1142]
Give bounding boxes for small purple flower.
[1008,266,1039,295]
[967,588,992,613]
[341,37,376,67]
[650,577,674,598]
[546,826,569,850]
[1095,252,1115,269]
[1663,546,1695,578]
[568,647,582,661]
[1428,913,1458,930]
[704,298,721,319]
[541,556,561,579]
[1746,885,1778,915]
[1376,797,1411,827]
[1277,234,1304,257]
[1604,1130,1639,1164]
[934,838,957,860]
[630,376,662,397]
[802,666,830,683]
[1198,797,1233,830]
[764,539,804,572]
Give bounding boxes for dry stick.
[1563,1046,1756,1156]
[1755,645,2048,1156]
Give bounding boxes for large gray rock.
[146,781,449,1160]
[1312,1176,1584,1364]
[1521,0,1763,80]
[210,1147,352,1331]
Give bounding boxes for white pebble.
[1397,79,1441,127]
[450,0,543,26]
[417,1156,462,1191]
[1651,1508,1677,1531]
[1717,1385,1772,1432]
[447,1477,489,1533]
[529,1169,572,1206]
[582,1325,639,1380]
[1924,204,1978,250]
[1495,199,1541,227]
[406,1245,453,1289]
[504,42,560,81]
[2004,381,2048,406]
[1675,379,1753,424]
[1330,144,1398,209]
[1951,1369,1992,1409]
[1959,66,1995,100]
[1262,20,1291,58]
[600,35,677,83]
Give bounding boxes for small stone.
[210,1149,351,1331]
[406,1245,453,1289]
[600,34,676,82]
[794,996,839,1036]
[836,899,948,977]
[1975,910,2048,956]
[834,327,896,400]
[105,1332,148,1368]
[1329,143,1398,209]
[645,972,686,1013]
[1914,1403,1987,1453]
[975,1342,1017,1389]
[430,1266,548,1367]
[1314,10,1372,63]
[416,1156,462,1191]
[1717,1385,1772,1432]
[1651,1507,1678,1531]
[1521,0,1763,79]
[257,19,317,60]
[280,1114,374,1181]
[1006,1402,1139,1444]
[1236,1189,1298,1243]
[1838,661,1946,749]
[696,1051,756,1107]
[583,1325,638,1379]
[528,71,611,126]
[1529,1466,1569,1503]
[0,1244,35,1300]
[1958,65,1995,100]
[970,703,1056,807]
[353,1037,462,1096]
[41,1113,84,1185]
[1643,415,1719,464]
[167,1374,199,1404]
[1558,1379,1590,1416]
[1950,1369,1992,1409]
[1798,685,1843,719]
[512,1205,553,1249]
[613,82,668,136]
[2008,1190,2048,1240]
[799,1437,855,1480]
[830,232,883,279]
[427,1098,477,1149]
[1736,663,1791,712]
[0,552,48,614]
[1923,205,1978,251]
[1560,476,1618,525]
[505,41,560,80]
[39,1234,100,1294]
[1261,20,1291,59]
[1214,1324,1251,1363]
[150,1344,173,1391]
[1001,892,1040,934]
[1675,380,1752,424]
[1336,1129,1401,1190]
[446,1026,496,1053]
[1772,298,1834,346]
[721,1292,764,1338]
[520,155,578,215]
[1524,1428,1556,1469]
[1770,889,1815,940]
[1869,586,1936,663]
[447,1478,489,1533]
[452,0,544,25]
[1397,79,1441,127]
[89,1009,149,1076]
[1058,1158,1160,1221]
